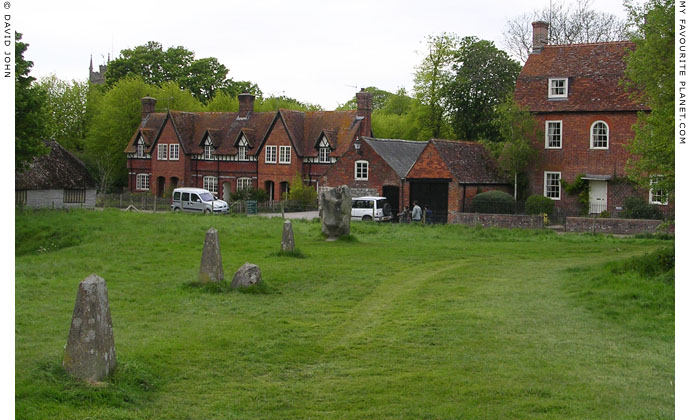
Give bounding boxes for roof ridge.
[363,137,428,144]
[543,40,633,48]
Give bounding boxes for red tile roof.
[430,139,508,184]
[515,42,648,112]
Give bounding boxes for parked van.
[171,188,229,214]
[351,196,392,222]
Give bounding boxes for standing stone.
[231,263,263,288]
[63,274,116,383]
[281,220,295,252]
[319,185,352,241]
[199,227,224,283]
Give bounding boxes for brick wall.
[565,217,665,235]
[449,212,544,229]
[257,120,304,201]
[150,120,188,196]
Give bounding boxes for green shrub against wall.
[621,196,663,220]
[525,195,554,215]
[469,190,515,214]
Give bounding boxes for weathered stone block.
[319,185,352,241]
[199,227,224,283]
[281,220,295,252]
[231,263,262,288]
[63,274,116,383]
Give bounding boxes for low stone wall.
[565,217,664,235]
[449,212,544,229]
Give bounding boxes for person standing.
[411,201,422,222]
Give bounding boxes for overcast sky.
[15,0,630,109]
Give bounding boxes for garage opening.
[382,185,400,217]
[409,180,449,223]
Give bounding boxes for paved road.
[255,211,320,221]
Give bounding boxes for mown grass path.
[15,210,673,419]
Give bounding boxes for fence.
[96,193,318,213]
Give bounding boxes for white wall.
[25,189,97,209]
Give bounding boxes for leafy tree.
[286,173,317,208]
[15,32,48,169]
[154,81,205,112]
[624,0,674,200]
[503,0,628,62]
[337,86,393,110]
[381,87,414,116]
[205,91,239,112]
[37,75,89,152]
[255,95,323,112]
[495,96,539,199]
[443,37,521,141]
[413,33,459,138]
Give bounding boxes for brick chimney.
[141,97,156,120]
[356,88,373,137]
[532,21,549,53]
[238,92,255,119]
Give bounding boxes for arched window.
[590,121,609,149]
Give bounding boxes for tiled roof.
[430,139,508,184]
[362,137,428,178]
[515,42,647,112]
[16,140,96,190]
[124,109,363,158]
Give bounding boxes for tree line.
[15,0,673,199]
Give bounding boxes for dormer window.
[237,135,249,161]
[203,137,214,160]
[136,136,145,158]
[548,78,568,99]
[318,137,331,163]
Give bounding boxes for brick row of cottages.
[124,21,671,220]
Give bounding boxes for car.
[171,188,229,214]
[351,196,392,222]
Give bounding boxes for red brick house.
[514,21,661,215]
[124,91,373,200]
[319,137,427,215]
[406,139,511,222]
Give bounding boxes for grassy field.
[15,210,674,419]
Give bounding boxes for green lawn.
[15,210,674,419]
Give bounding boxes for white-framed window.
[548,78,568,99]
[279,146,291,164]
[318,137,331,163]
[136,174,150,191]
[649,177,668,205]
[136,137,145,158]
[590,121,609,149]
[169,144,180,160]
[203,176,218,194]
[265,145,277,163]
[237,135,249,161]
[544,172,561,200]
[203,137,214,160]
[545,121,562,149]
[355,160,369,180]
[158,144,168,160]
[237,177,252,191]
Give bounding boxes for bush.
[525,195,554,215]
[230,188,269,202]
[621,196,663,220]
[469,190,515,214]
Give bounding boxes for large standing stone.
[63,274,116,383]
[231,263,262,288]
[281,220,295,252]
[319,185,352,241]
[199,227,224,283]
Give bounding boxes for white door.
[589,180,607,214]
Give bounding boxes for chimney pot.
[532,21,549,53]
[238,93,255,119]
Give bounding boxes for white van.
[351,196,392,222]
[171,188,229,214]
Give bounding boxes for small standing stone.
[231,263,263,288]
[319,185,352,241]
[63,274,117,383]
[281,220,295,252]
[199,227,224,283]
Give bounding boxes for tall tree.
[37,75,89,152]
[503,0,628,62]
[443,37,521,141]
[15,32,48,169]
[624,0,674,199]
[337,86,393,111]
[413,33,459,138]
